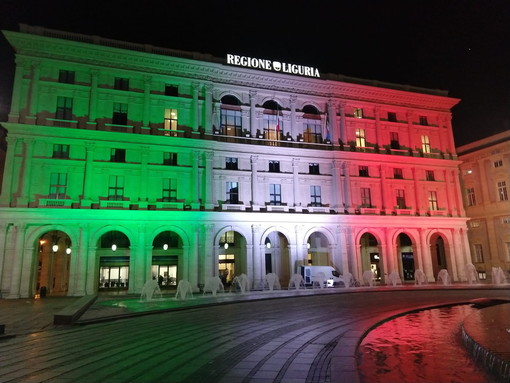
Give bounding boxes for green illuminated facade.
[0,25,472,298]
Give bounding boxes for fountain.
[341,272,354,288]
[414,269,427,285]
[203,276,224,296]
[437,269,451,285]
[232,273,250,293]
[313,271,327,288]
[387,271,402,286]
[264,273,281,291]
[362,270,375,287]
[463,263,479,284]
[492,267,507,285]
[175,280,193,300]
[288,273,304,290]
[140,278,162,301]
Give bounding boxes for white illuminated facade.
[0,25,471,298]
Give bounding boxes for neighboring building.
[0,25,471,299]
[457,130,510,279]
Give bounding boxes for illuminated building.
[457,130,510,279]
[0,25,470,298]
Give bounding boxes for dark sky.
[0,0,509,146]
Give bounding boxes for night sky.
[0,0,508,147]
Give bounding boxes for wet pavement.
[0,285,509,383]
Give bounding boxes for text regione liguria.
[226,54,320,78]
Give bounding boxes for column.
[81,142,95,206]
[294,225,305,268]
[328,100,338,144]
[88,70,99,123]
[343,161,352,211]
[142,75,152,128]
[7,223,25,298]
[251,155,260,208]
[380,165,388,213]
[249,90,258,136]
[0,223,8,289]
[419,229,434,281]
[8,58,27,122]
[374,106,381,145]
[17,138,35,207]
[0,137,19,205]
[203,151,214,209]
[191,82,199,131]
[406,111,414,151]
[443,169,454,216]
[19,244,35,298]
[339,102,347,145]
[139,146,149,205]
[73,224,89,296]
[85,246,97,295]
[27,61,40,120]
[336,226,349,275]
[451,169,465,216]
[290,95,297,139]
[412,167,422,215]
[331,160,343,210]
[200,224,214,283]
[204,84,213,133]
[292,158,299,207]
[190,151,200,206]
[385,228,396,274]
[444,113,456,156]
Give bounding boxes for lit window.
[226,182,239,204]
[162,178,177,202]
[303,119,322,143]
[49,173,67,199]
[421,135,431,153]
[53,144,70,159]
[110,148,126,163]
[467,187,476,206]
[108,175,124,201]
[114,77,129,91]
[163,152,177,166]
[263,113,281,142]
[164,109,178,136]
[269,184,282,205]
[470,221,480,228]
[113,103,128,125]
[309,163,320,175]
[310,186,322,207]
[226,157,238,170]
[58,70,75,84]
[473,244,484,263]
[498,181,508,201]
[426,170,435,181]
[353,108,363,118]
[220,109,242,136]
[55,97,73,120]
[396,189,406,209]
[428,191,438,211]
[361,188,372,208]
[494,160,503,168]
[355,128,366,147]
[269,160,280,173]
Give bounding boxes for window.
[428,191,438,211]
[114,77,129,91]
[225,157,238,170]
[269,160,280,173]
[226,182,239,204]
[303,119,322,143]
[309,163,320,175]
[390,132,400,149]
[49,173,67,199]
[361,187,372,208]
[494,160,503,168]
[263,114,281,142]
[310,186,322,207]
[387,112,397,122]
[396,189,406,209]
[419,116,428,125]
[421,135,431,153]
[506,242,510,261]
[426,170,435,181]
[355,129,366,147]
[162,178,177,202]
[108,176,124,201]
[58,70,75,84]
[467,187,476,206]
[353,107,363,118]
[269,184,282,205]
[113,103,128,125]
[473,244,484,263]
[163,152,178,166]
[165,85,178,97]
[359,165,369,177]
[393,168,403,179]
[55,97,73,120]
[220,109,242,136]
[110,148,126,163]
[53,144,70,159]
[164,109,178,136]
[498,181,508,201]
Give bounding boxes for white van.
[299,265,342,287]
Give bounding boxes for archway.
[98,230,130,290]
[306,232,330,266]
[152,231,182,288]
[264,231,290,285]
[360,233,382,281]
[430,234,448,278]
[397,233,414,280]
[218,230,247,285]
[36,230,72,296]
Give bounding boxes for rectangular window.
[303,119,322,143]
[165,85,178,97]
[359,165,369,177]
[263,114,281,142]
[226,182,239,204]
[361,187,372,208]
[113,103,128,125]
[467,187,476,206]
[49,173,67,199]
[163,152,178,166]
[394,168,403,179]
[498,181,508,201]
[426,170,435,181]
[164,108,178,136]
[396,189,406,209]
[108,175,124,201]
[390,132,400,149]
[428,191,438,211]
[221,109,242,136]
[269,160,280,173]
[162,178,177,202]
[225,157,238,170]
[269,184,282,205]
[53,144,70,159]
[494,160,503,168]
[421,135,431,153]
[114,77,129,91]
[506,242,510,261]
[353,107,363,118]
[473,244,484,263]
[355,128,366,147]
[110,148,126,163]
[419,116,428,125]
[55,96,73,120]
[309,163,320,175]
[310,186,322,207]
[58,70,75,84]
[387,112,397,122]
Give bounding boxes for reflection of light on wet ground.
[358,305,498,383]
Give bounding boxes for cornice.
[4,30,459,112]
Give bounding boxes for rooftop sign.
[226,54,320,78]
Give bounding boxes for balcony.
[265,204,289,212]
[99,200,130,209]
[428,209,446,216]
[155,201,184,210]
[38,198,73,208]
[220,203,246,211]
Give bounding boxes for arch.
[215,226,248,285]
[358,231,383,282]
[261,99,284,111]
[298,100,322,113]
[260,227,292,287]
[221,94,242,106]
[428,230,452,279]
[218,91,244,104]
[149,225,191,248]
[89,225,137,249]
[302,104,320,115]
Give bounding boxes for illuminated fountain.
[362,270,375,287]
[414,269,427,285]
[341,272,354,288]
[492,267,507,285]
[140,278,162,301]
[264,273,281,291]
[175,280,193,300]
[313,272,327,288]
[463,263,479,284]
[437,269,451,285]
[203,276,225,296]
[288,273,304,290]
[387,271,402,286]
[232,273,250,293]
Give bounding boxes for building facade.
[0,25,471,298]
[457,131,510,279]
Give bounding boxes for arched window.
[262,100,282,143]
[302,105,322,143]
[220,95,242,136]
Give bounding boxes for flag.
[275,109,281,135]
[323,111,331,142]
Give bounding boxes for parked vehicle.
[299,265,342,287]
